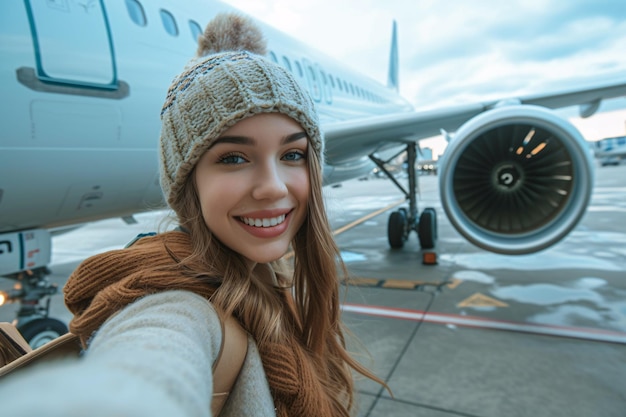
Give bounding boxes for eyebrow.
[213,131,308,147]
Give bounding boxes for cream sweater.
[0,290,276,417]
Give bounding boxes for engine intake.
[439,105,594,255]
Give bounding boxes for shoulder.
[97,289,222,337]
[117,289,218,317]
[90,290,223,363]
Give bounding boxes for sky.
[221,0,626,153]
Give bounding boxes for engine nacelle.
[439,105,594,255]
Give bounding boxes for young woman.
[0,13,386,416]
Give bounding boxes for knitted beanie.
[158,13,322,212]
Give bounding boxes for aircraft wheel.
[388,210,408,248]
[418,207,437,249]
[18,318,68,349]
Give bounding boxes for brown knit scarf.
[64,231,339,417]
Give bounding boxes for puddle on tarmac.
[340,251,368,263]
[492,283,604,306]
[440,251,622,271]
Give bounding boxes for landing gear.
[418,208,437,249]
[18,317,67,348]
[371,142,438,250]
[0,267,68,347]
[388,208,409,248]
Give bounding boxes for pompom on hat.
[158,13,322,212]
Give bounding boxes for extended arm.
[0,290,222,417]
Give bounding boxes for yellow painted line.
[333,198,405,236]
[381,279,421,289]
[457,292,508,308]
[446,278,463,289]
[342,277,446,290]
[283,198,405,259]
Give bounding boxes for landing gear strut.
[370,142,438,249]
[1,267,68,348]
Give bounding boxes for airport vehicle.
[1,0,625,345]
[592,135,626,166]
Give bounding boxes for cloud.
[223,0,626,139]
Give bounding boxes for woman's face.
[194,113,310,264]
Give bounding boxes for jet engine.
[439,105,594,255]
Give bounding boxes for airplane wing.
[324,103,484,164]
[323,78,626,165]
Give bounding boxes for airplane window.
[336,77,343,91]
[189,20,203,43]
[160,9,178,36]
[125,0,146,26]
[328,75,335,89]
[343,80,349,93]
[268,51,278,63]
[282,56,292,72]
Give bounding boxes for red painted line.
[341,303,626,344]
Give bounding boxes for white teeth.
[241,214,286,228]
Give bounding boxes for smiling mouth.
[239,214,287,228]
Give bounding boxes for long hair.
[170,134,387,414]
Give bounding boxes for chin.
[243,248,289,264]
[247,254,283,264]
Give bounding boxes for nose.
[251,160,288,200]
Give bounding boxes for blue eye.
[283,151,305,162]
[219,153,247,164]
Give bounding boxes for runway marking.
[457,292,508,308]
[332,198,405,236]
[341,303,626,345]
[445,278,463,289]
[382,279,421,289]
[342,277,448,290]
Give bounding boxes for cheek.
[292,169,310,209]
[196,175,238,219]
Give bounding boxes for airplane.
[1,0,626,346]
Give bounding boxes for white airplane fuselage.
[0,0,412,237]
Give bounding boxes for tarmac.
[1,163,625,417]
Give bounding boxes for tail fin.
[387,20,399,92]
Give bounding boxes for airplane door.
[25,0,117,89]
